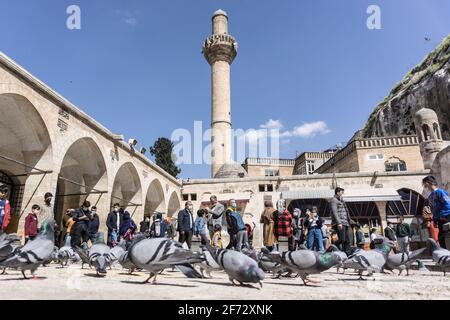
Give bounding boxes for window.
[267,184,274,192]
[182,194,189,201]
[190,193,197,201]
[306,160,315,174]
[422,124,431,141]
[368,154,384,160]
[259,184,274,192]
[265,169,279,177]
[385,157,407,172]
[259,184,265,192]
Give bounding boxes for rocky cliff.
[363,35,450,140]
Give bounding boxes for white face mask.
[34,210,40,215]
[188,206,193,211]
[114,208,119,212]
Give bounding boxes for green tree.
[149,137,181,178]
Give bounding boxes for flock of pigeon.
[0,219,450,288]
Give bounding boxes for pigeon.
[0,219,55,279]
[257,251,286,278]
[327,244,348,274]
[343,239,395,279]
[57,236,75,267]
[427,238,450,275]
[207,246,265,288]
[88,233,112,276]
[385,248,426,276]
[73,246,90,269]
[117,234,146,274]
[110,240,126,266]
[129,237,203,284]
[0,234,22,274]
[262,248,342,286]
[196,246,222,278]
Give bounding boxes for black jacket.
[106,211,123,231]
[88,214,100,234]
[177,209,194,232]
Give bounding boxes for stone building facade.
[0,52,181,236]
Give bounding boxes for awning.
[281,189,334,200]
[343,188,402,202]
[282,188,401,202]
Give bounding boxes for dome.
[214,162,248,179]
[212,9,228,18]
[415,108,438,122]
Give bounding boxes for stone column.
[203,10,237,178]
[375,201,388,232]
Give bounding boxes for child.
[24,205,40,243]
[211,224,223,249]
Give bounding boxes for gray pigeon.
[57,236,75,267]
[208,247,265,288]
[196,246,222,278]
[0,219,55,279]
[73,246,90,269]
[117,234,146,274]
[327,244,349,274]
[385,247,426,276]
[129,237,203,284]
[343,239,395,279]
[110,240,126,266]
[0,234,22,274]
[88,233,112,276]
[262,248,342,286]
[427,238,450,275]
[257,251,286,278]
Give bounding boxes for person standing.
[384,223,397,242]
[177,201,194,248]
[70,201,91,248]
[292,208,302,250]
[260,201,276,251]
[423,175,450,249]
[88,206,100,244]
[150,212,167,238]
[206,196,225,239]
[63,209,75,244]
[106,203,123,247]
[355,224,365,249]
[423,203,439,242]
[0,185,11,234]
[211,224,223,249]
[24,205,40,243]
[226,199,248,252]
[39,192,54,229]
[396,216,411,253]
[140,216,151,234]
[194,209,208,245]
[330,187,355,254]
[120,210,137,241]
[304,207,324,252]
[273,199,294,251]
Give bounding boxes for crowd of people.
[0,175,448,255]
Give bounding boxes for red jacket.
[0,200,11,231]
[24,213,38,237]
[274,210,293,238]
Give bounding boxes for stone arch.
[433,122,441,140]
[386,188,425,217]
[55,137,108,229]
[422,124,432,141]
[111,162,142,213]
[144,179,166,217]
[167,191,181,217]
[0,93,53,232]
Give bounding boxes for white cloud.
[124,17,137,26]
[281,121,331,138]
[116,9,139,27]
[260,119,284,130]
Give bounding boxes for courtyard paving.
[0,263,449,300]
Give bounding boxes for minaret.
[414,108,444,169]
[203,9,238,178]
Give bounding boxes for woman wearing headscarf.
[120,210,137,241]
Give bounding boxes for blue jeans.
[306,228,324,252]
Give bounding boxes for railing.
[244,158,295,166]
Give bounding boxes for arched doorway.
[287,198,331,218]
[111,162,142,216]
[167,191,181,218]
[0,93,52,232]
[144,179,166,218]
[54,137,108,230]
[386,188,425,217]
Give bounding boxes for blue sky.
[1,0,449,179]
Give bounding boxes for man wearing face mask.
[70,201,91,248]
[226,199,248,251]
[106,203,123,247]
[177,201,194,248]
[39,192,55,231]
